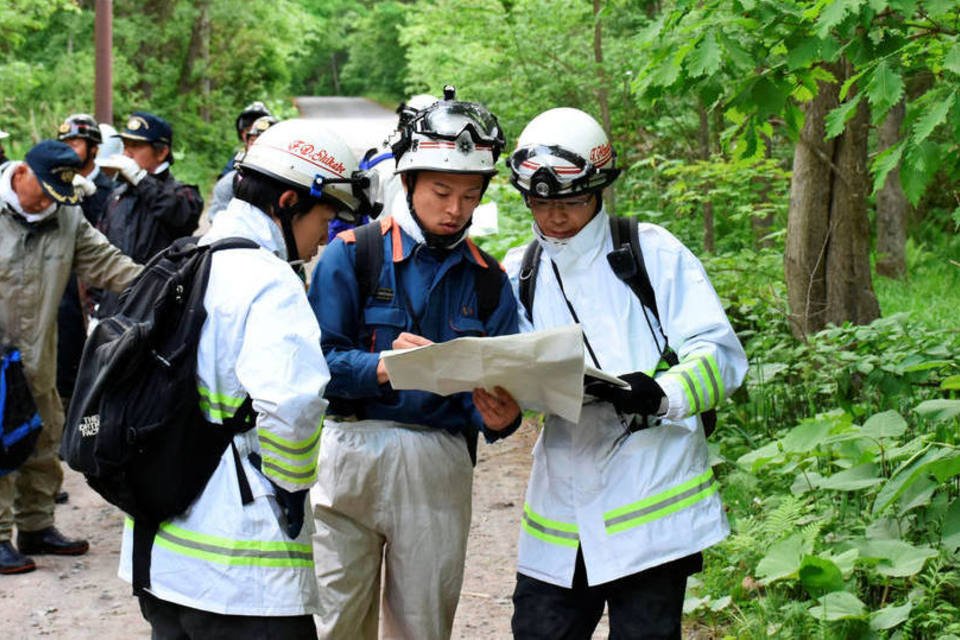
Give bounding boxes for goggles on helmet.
[510,144,621,198]
[58,116,102,144]
[411,102,505,151]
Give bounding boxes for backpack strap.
[464,240,505,322]
[518,240,542,323]
[351,220,389,306]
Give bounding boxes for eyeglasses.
[528,196,594,213]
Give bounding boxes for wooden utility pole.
[95,0,113,123]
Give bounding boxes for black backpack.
[61,236,260,592]
[352,220,503,321]
[0,346,42,477]
[518,216,717,436]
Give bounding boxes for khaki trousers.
[312,420,473,640]
[0,389,64,540]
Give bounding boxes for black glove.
[585,371,665,417]
[248,452,307,539]
[271,482,308,539]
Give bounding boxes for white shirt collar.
[0,161,57,222]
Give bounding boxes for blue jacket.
[308,217,519,446]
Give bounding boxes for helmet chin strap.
[275,204,305,276]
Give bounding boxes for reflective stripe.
[258,422,322,487]
[521,503,579,548]
[125,518,313,568]
[662,353,724,413]
[604,469,718,534]
[198,386,245,421]
[258,423,322,461]
[678,369,702,414]
[261,455,317,486]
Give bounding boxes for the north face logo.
[79,415,100,437]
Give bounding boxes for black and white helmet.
[509,108,620,199]
[393,87,505,176]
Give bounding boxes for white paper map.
[380,325,626,423]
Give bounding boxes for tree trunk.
[875,99,908,278]
[785,61,880,338]
[593,0,616,214]
[752,133,776,248]
[697,101,714,253]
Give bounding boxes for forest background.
[3,0,960,637]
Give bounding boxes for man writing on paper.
[307,88,521,640]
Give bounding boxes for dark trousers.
[139,592,317,640]
[512,549,701,640]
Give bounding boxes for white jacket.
[119,198,330,615]
[503,210,747,587]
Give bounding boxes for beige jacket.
[0,186,142,396]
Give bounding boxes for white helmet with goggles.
[393,86,505,176]
[509,107,620,199]
[237,118,377,222]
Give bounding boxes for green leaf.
[751,77,789,119]
[861,410,907,439]
[902,359,954,372]
[869,602,913,630]
[808,591,867,621]
[911,90,956,146]
[825,94,863,139]
[941,497,960,552]
[826,549,859,575]
[737,440,782,471]
[757,534,807,584]
[799,555,845,597]
[870,138,906,194]
[865,60,904,124]
[816,0,865,39]
[782,417,836,453]
[887,0,916,15]
[900,140,943,205]
[942,375,960,391]
[914,399,960,422]
[857,539,936,577]
[787,37,822,71]
[687,31,721,78]
[872,446,949,515]
[818,463,883,490]
[945,43,960,75]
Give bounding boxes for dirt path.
[0,424,541,639]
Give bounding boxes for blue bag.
[0,346,42,477]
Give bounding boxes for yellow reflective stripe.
[257,423,322,461]
[124,519,313,567]
[696,360,715,409]
[258,421,323,451]
[704,354,725,403]
[521,504,579,548]
[261,454,317,487]
[197,386,245,421]
[604,469,718,534]
[664,354,725,413]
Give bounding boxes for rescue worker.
[121,119,369,638]
[0,140,141,575]
[96,111,202,317]
[503,108,748,639]
[207,114,277,222]
[219,100,273,177]
[308,90,522,640]
[55,114,117,412]
[358,93,437,221]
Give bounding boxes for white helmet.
[94,123,123,168]
[393,87,505,176]
[237,118,375,216]
[395,93,438,130]
[509,107,620,199]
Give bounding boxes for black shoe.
[16,527,89,556]
[55,491,69,504]
[0,541,36,574]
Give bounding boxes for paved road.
[295,96,396,158]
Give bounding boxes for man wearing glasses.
[503,108,748,639]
